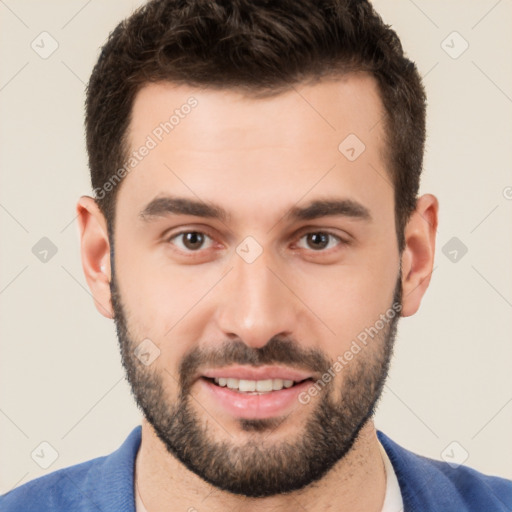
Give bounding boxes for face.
[110,75,402,496]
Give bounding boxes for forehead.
[128,73,385,151]
[117,74,391,229]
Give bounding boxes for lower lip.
[199,378,312,420]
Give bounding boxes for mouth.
[196,366,316,420]
[202,376,310,394]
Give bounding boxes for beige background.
[1,0,511,493]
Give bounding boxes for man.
[1,0,511,510]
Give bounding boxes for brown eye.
[296,232,342,251]
[168,231,213,252]
[306,233,329,250]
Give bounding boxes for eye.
[295,231,345,251]
[167,231,215,252]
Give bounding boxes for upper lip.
[200,365,313,382]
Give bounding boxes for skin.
[77,73,438,511]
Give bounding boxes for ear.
[76,196,114,319]
[400,193,439,317]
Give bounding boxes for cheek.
[115,257,225,379]
[137,263,226,332]
[115,230,203,329]
[292,247,399,354]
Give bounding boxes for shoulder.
[0,456,107,511]
[0,426,141,512]
[378,431,512,511]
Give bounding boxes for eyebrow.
[285,198,371,222]
[138,195,372,224]
[139,196,230,223]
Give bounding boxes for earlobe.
[400,194,439,317]
[76,196,114,319]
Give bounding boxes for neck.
[135,417,387,512]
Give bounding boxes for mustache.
[179,337,332,392]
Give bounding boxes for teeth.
[238,379,256,392]
[272,379,284,391]
[212,377,297,393]
[255,379,273,392]
[226,378,239,389]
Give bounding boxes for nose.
[213,248,300,349]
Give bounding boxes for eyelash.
[165,229,348,256]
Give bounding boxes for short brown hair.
[85,0,426,251]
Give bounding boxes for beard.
[110,266,401,498]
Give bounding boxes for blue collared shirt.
[1,426,511,511]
